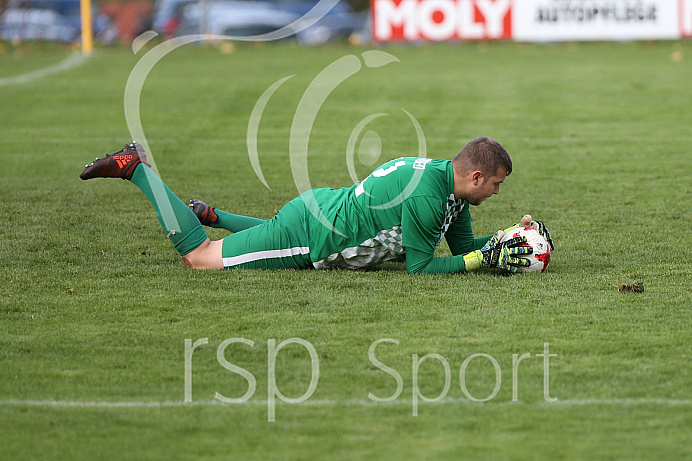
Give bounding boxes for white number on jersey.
[355,160,406,197]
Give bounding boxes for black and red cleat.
[189,199,218,226]
[80,142,150,181]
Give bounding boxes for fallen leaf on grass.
[619,282,644,293]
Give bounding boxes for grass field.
[1,39,691,460]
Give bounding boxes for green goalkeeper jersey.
[303,157,488,273]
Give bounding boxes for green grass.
[1,40,691,460]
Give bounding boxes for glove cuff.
[463,251,482,272]
[502,223,520,235]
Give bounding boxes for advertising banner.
[371,0,692,42]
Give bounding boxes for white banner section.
[513,0,679,42]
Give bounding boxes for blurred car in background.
[153,0,368,45]
[276,0,367,45]
[175,1,297,38]
[152,0,194,36]
[0,0,112,43]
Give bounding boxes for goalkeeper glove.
[533,220,554,250]
[502,215,555,251]
[463,232,533,274]
[501,215,533,236]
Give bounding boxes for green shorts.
[221,198,314,270]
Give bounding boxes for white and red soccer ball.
[501,226,551,273]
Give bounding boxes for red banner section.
[372,0,513,42]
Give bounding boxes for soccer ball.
[500,227,551,273]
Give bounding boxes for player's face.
[467,168,507,206]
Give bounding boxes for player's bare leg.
[182,238,224,270]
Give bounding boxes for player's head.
[453,136,512,178]
[452,137,512,205]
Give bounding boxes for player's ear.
[471,171,483,185]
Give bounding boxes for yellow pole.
[80,0,93,55]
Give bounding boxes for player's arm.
[445,204,493,255]
[406,247,466,274]
[400,196,462,274]
[401,198,529,275]
[406,234,532,275]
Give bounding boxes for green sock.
[130,164,208,256]
[210,209,266,233]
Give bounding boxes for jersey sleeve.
[471,234,493,251]
[400,196,445,254]
[405,247,468,274]
[442,204,491,255]
[444,204,476,255]
[401,196,474,274]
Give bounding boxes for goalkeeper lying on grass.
[80,136,552,274]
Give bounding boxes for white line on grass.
[0,52,91,87]
[1,397,690,409]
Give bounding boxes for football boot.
[80,142,150,181]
